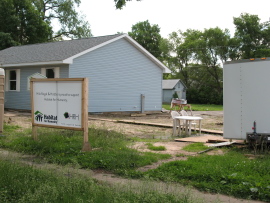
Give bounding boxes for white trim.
[1,34,171,73]
[27,72,47,90]
[1,61,66,67]
[63,35,126,64]
[123,34,171,73]
[41,67,60,78]
[63,34,171,73]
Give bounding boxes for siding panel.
[69,38,163,112]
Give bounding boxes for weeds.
[0,159,199,203]
[146,143,166,151]
[144,150,270,201]
[0,125,170,174]
[182,142,209,152]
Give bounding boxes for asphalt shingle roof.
[162,79,188,89]
[0,34,123,65]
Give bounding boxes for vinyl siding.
[5,65,69,110]
[69,38,163,112]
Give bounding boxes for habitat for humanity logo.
[34,110,58,124]
[34,111,43,122]
[63,112,80,120]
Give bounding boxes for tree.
[164,28,232,104]
[0,0,52,49]
[114,0,141,9]
[234,13,270,58]
[0,32,19,50]
[128,20,162,58]
[32,0,92,39]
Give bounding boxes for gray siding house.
[162,79,187,103]
[0,34,170,113]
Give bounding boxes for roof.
[162,79,186,89]
[0,34,170,73]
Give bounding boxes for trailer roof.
[224,57,270,65]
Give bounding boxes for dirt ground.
[2,110,265,203]
[4,109,224,156]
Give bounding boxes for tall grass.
[0,125,170,174]
[144,150,270,201]
[0,159,199,203]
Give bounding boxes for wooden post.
[0,69,4,133]
[30,78,91,151]
[82,78,91,151]
[30,79,38,140]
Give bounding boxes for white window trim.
[5,69,20,92]
[41,67,60,78]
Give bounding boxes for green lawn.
[1,122,270,202]
[163,103,223,111]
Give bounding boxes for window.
[41,67,60,78]
[5,69,20,91]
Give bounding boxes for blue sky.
[79,0,270,38]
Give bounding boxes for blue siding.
[69,38,163,112]
[5,65,69,110]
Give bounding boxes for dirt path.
[0,148,264,203]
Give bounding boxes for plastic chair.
[171,111,185,136]
[180,110,197,133]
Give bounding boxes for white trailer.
[223,58,270,143]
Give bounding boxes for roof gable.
[0,34,122,66]
[162,79,186,89]
[0,34,170,73]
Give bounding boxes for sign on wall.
[30,78,90,151]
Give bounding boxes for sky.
[79,0,270,38]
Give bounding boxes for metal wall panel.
[224,60,270,139]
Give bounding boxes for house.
[0,34,170,113]
[162,79,187,103]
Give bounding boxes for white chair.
[171,111,185,136]
[180,110,197,133]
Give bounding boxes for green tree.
[234,13,270,58]
[128,20,162,58]
[165,28,232,104]
[114,0,141,9]
[0,32,18,50]
[32,0,92,39]
[0,0,52,49]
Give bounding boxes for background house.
[162,79,187,103]
[0,34,170,113]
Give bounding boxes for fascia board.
[123,34,171,73]
[1,61,66,67]
[63,35,127,64]
[63,34,171,73]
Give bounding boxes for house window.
[5,69,20,91]
[41,67,60,78]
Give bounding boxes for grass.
[0,158,199,203]
[1,123,270,201]
[182,143,210,152]
[144,149,270,201]
[163,103,223,111]
[0,125,170,175]
[146,143,166,151]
